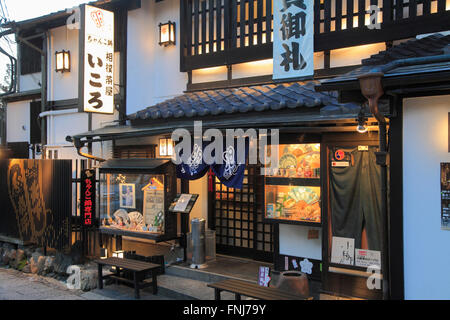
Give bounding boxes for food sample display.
[100,173,166,234]
[265,144,321,224]
[269,144,321,178]
[265,185,321,222]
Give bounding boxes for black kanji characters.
[281,0,306,12]
[280,11,306,40]
[280,42,307,71]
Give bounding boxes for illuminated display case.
[99,159,177,241]
[264,144,322,225]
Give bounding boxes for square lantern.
[55,50,71,73]
[159,21,176,46]
[159,137,174,156]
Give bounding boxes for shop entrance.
[212,165,274,262]
[322,136,384,300]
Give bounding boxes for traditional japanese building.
[1,0,450,300]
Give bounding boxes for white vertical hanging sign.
[273,0,314,80]
[80,5,115,114]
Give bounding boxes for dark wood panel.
[181,0,450,71]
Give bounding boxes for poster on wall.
[273,0,314,80]
[80,4,115,114]
[119,183,136,209]
[355,249,381,268]
[441,163,450,230]
[330,237,355,266]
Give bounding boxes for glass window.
[100,173,165,235]
[264,143,321,224]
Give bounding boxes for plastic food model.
[265,144,321,223]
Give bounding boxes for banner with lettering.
[273,0,314,80]
[81,5,115,114]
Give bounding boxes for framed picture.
[119,183,136,209]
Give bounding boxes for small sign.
[331,237,355,266]
[332,161,350,167]
[81,169,96,226]
[334,150,345,161]
[169,194,199,214]
[307,229,319,239]
[441,163,450,230]
[355,249,381,268]
[258,266,271,287]
[174,194,193,212]
[358,146,369,151]
[291,259,298,269]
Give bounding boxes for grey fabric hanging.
[330,146,382,251]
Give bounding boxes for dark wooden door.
[212,165,273,262]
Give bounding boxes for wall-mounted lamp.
[55,50,71,73]
[158,21,176,47]
[356,111,368,134]
[159,137,174,156]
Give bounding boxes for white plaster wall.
[6,100,31,143]
[279,224,322,260]
[126,0,188,115]
[403,95,450,300]
[47,25,79,101]
[19,73,41,92]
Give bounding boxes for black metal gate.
[212,165,273,262]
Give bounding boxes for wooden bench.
[207,279,312,300]
[94,257,161,299]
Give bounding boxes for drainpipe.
[357,72,389,300]
[69,135,106,162]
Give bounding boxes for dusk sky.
[0,0,90,83]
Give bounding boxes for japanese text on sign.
[81,169,96,226]
[82,5,114,114]
[273,0,314,80]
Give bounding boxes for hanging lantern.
[55,50,71,73]
[158,21,176,47]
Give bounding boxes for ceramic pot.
[275,271,309,298]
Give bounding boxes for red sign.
[335,150,345,161]
[90,10,104,28]
[81,169,96,226]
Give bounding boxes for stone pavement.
[0,266,174,300]
[0,266,236,300]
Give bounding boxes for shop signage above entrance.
[273,0,314,81]
[79,5,115,114]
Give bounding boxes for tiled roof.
[128,81,362,121]
[362,34,450,66]
[317,33,450,90]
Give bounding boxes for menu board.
[441,163,450,230]
[142,176,165,233]
[265,185,321,223]
[169,194,199,214]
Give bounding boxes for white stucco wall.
[6,100,31,143]
[126,0,187,115]
[279,224,322,260]
[403,95,450,300]
[47,25,79,101]
[19,73,41,92]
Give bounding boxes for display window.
[264,143,321,225]
[100,173,166,235]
